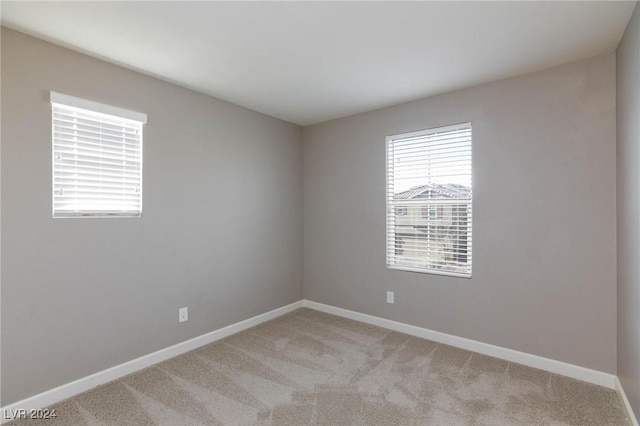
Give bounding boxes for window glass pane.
[52,101,144,218]
[386,123,472,277]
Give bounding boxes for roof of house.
[394,183,471,200]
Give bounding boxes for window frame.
[50,92,147,218]
[385,123,472,278]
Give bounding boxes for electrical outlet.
[386,291,394,304]
[179,307,188,323]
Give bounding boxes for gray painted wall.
[617,2,640,418]
[303,54,617,374]
[1,29,303,405]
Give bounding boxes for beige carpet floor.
[8,308,629,425]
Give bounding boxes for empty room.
[1,1,639,425]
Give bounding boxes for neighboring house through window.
[386,122,472,277]
[51,92,146,218]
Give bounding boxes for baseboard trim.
[616,377,639,426]
[303,300,617,389]
[2,299,625,423]
[1,300,304,423]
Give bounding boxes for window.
[386,122,472,277]
[421,206,436,219]
[51,92,146,218]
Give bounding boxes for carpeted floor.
[8,308,629,425]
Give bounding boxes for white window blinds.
[386,123,472,277]
[51,92,146,218]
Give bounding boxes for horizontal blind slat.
[53,128,141,145]
[53,134,142,150]
[55,155,141,168]
[52,107,143,128]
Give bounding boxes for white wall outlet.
[386,291,395,304]
[179,307,188,323]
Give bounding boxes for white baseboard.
[2,298,628,424]
[616,377,639,426]
[0,300,304,423]
[303,300,617,389]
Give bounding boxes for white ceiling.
[1,1,636,126]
